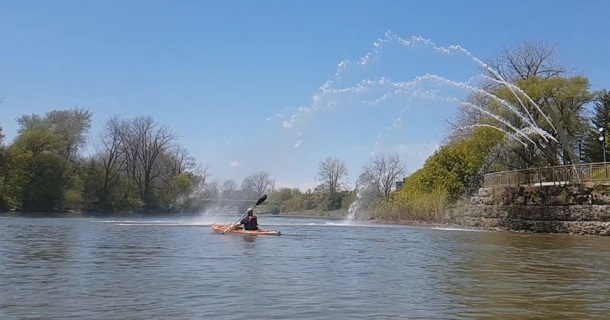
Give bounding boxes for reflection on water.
[1,215,609,319]
[439,232,610,318]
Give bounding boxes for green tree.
[4,129,64,210]
[583,90,610,162]
[468,76,592,169]
[0,123,8,210]
[165,172,203,212]
[401,127,505,200]
[17,108,92,166]
[13,108,93,211]
[456,42,592,169]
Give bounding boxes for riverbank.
[442,184,610,236]
[261,208,349,219]
[447,204,610,236]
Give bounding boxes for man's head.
[247,208,254,216]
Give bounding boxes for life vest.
[241,216,258,230]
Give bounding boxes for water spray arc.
[275,32,587,220]
[282,32,578,166]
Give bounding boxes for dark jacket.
[241,215,258,230]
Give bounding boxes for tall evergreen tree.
[583,90,610,162]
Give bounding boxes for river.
[1,214,609,319]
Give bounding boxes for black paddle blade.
[256,195,267,206]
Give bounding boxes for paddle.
[222,194,267,234]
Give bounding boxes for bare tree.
[168,146,196,176]
[220,180,238,199]
[315,157,348,194]
[153,146,198,194]
[486,41,567,84]
[195,164,211,187]
[360,153,406,196]
[120,116,177,208]
[94,116,127,210]
[241,171,272,198]
[203,179,220,199]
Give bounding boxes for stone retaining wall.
[449,183,610,236]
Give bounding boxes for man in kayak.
[239,207,259,231]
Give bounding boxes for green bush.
[371,188,449,223]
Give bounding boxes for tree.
[4,129,64,210]
[194,164,210,190]
[241,171,272,198]
[485,41,566,84]
[17,107,92,166]
[584,90,610,162]
[120,116,177,209]
[453,40,592,168]
[359,153,406,197]
[94,116,127,211]
[399,127,505,200]
[0,122,5,144]
[154,149,197,207]
[220,180,238,198]
[0,123,7,210]
[316,157,348,194]
[13,108,93,211]
[167,172,203,212]
[203,179,219,199]
[1,110,205,213]
[491,76,592,167]
[166,146,196,176]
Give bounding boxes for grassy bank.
[370,189,449,224]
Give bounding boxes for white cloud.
[229,161,239,167]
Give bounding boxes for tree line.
[0,109,408,214]
[0,110,195,212]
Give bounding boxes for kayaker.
[239,207,259,231]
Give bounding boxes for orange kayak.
[211,224,281,236]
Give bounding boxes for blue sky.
[1,0,609,190]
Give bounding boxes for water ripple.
[1,216,609,319]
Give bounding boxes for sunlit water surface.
[1,214,609,319]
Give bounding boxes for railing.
[483,163,610,187]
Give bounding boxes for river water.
[1,214,609,319]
